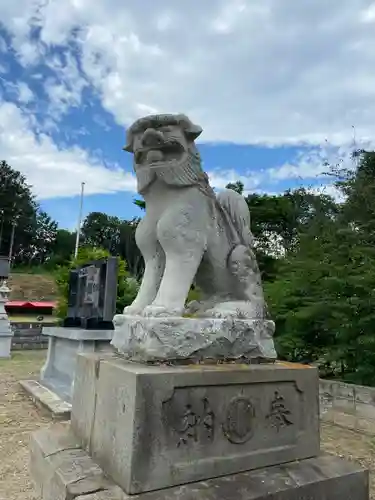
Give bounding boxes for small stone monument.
[21,257,118,416]
[29,115,369,499]
[0,256,10,280]
[0,280,12,358]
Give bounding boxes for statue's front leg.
[123,218,165,316]
[142,205,207,317]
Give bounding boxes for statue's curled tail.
[216,188,254,249]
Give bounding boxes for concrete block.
[72,355,320,494]
[30,426,368,500]
[354,385,375,405]
[40,327,114,402]
[76,488,127,500]
[333,396,356,415]
[30,426,111,500]
[75,455,369,500]
[20,380,71,420]
[71,352,105,450]
[30,425,84,498]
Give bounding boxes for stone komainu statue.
[123,113,269,320]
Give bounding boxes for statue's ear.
[185,123,203,141]
[177,114,203,141]
[123,129,134,153]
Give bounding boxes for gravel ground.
[0,351,374,499]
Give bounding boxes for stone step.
[30,425,369,500]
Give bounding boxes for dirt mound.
[8,273,58,302]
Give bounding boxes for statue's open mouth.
[135,141,185,167]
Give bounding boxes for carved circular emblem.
[222,396,255,444]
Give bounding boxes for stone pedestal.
[0,280,12,359]
[112,315,276,362]
[71,354,320,494]
[39,327,114,403]
[21,327,113,416]
[29,428,369,500]
[29,352,369,499]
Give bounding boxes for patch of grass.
[11,266,54,275]
[8,272,58,301]
[0,351,46,370]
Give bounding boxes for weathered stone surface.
[76,487,127,500]
[71,352,108,450]
[30,425,111,500]
[30,422,368,500]
[118,113,275,362]
[40,327,114,402]
[30,424,83,498]
[71,353,320,494]
[20,380,71,419]
[112,315,276,362]
[78,455,369,499]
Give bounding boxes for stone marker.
[0,280,12,358]
[0,256,10,280]
[29,114,369,499]
[21,257,118,414]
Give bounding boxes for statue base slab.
[111,315,276,363]
[70,353,319,494]
[29,425,369,500]
[39,327,114,402]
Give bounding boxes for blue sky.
[1,1,374,229]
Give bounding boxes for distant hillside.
[8,273,58,302]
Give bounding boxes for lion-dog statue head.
[124,113,209,195]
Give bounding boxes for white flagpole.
[74,182,85,259]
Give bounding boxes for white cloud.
[207,169,262,191]
[0,0,375,146]
[0,80,34,104]
[1,0,375,201]
[307,184,346,204]
[17,82,33,103]
[0,101,137,199]
[265,137,374,183]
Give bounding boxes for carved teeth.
[146,150,164,163]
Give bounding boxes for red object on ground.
[5,301,56,308]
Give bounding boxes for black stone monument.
[63,256,118,330]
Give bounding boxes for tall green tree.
[226,180,244,195]
[119,218,144,279]
[0,160,60,265]
[47,229,76,267]
[81,212,121,253]
[80,211,144,279]
[267,151,375,385]
[0,160,37,257]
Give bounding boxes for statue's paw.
[123,304,144,316]
[113,314,126,327]
[142,304,183,318]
